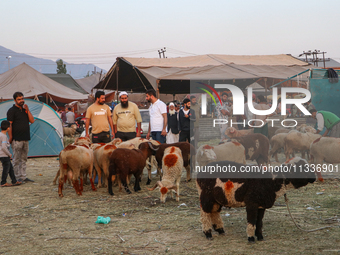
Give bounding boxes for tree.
[56,59,67,74]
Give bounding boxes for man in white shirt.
[145,89,167,143]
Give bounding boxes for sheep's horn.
[148,142,159,151]
[147,181,163,191]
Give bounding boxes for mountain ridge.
[0,45,106,79]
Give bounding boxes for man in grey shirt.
[66,107,75,124]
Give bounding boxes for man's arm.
[137,122,141,137]
[8,121,13,143]
[85,118,90,138]
[108,115,115,139]
[161,113,167,136]
[322,129,329,137]
[189,109,196,122]
[23,104,34,124]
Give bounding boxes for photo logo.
[201,84,312,116]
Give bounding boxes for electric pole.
[158,47,167,58]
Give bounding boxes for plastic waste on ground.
[95,216,111,224]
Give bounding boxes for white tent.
[0,63,88,103]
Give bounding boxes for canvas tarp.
[76,73,103,93]
[0,63,88,103]
[95,54,312,94]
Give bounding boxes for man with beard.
[7,92,35,183]
[166,102,179,144]
[145,89,167,144]
[179,98,196,143]
[112,91,142,141]
[85,91,114,143]
[215,92,231,141]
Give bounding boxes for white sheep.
[147,146,183,203]
[196,142,246,166]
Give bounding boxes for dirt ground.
[0,152,340,255]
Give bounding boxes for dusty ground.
[0,152,339,255]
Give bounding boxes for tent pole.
[157,80,160,98]
[116,58,119,103]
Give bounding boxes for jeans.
[151,131,166,144]
[0,157,17,185]
[11,140,29,180]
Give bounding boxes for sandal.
[12,181,22,186]
[1,183,12,187]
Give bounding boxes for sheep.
[63,124,77,137]
[297,124,316,134]
[52,137,93,185]
[107,142,157,195]
[147,146,184,203]
[196,157,320,242]
[224,133,270,165]
[118,138,160,183]
[58,143,96,197]
[147,142,195,183]
[196,142,246,167]
[225,127,253,138]
[284,131,321,161]
[310,137,340,180]
[274,128,294,135]
[269,133,289,163]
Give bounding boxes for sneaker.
[23,178,34,182]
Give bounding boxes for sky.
[1,0,340,71]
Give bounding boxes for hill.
[0,45,106,79]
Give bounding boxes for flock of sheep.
[54,123,338,242]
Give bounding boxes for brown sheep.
[107,142,157,195]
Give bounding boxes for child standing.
[0,120,21,187]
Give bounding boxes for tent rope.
[133,66,148,91]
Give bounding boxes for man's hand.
[136,131,141,137]
[85,133,90,138]
[161,129,167,136]
[111,130,115,139]
[185,114,189,118]
[23,104,29,111]
[146,132,150,140]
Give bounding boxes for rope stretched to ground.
[284,194,338,232]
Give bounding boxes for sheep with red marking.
[196,157,320,242]
[53,137,93,185]
[147,146,183,203]
[224,133,270,165]
[58,143,96,197]
[196,142,246,166]
[146,142,195,183]
[107,142,157,195]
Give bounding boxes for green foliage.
[56,59,67,74]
